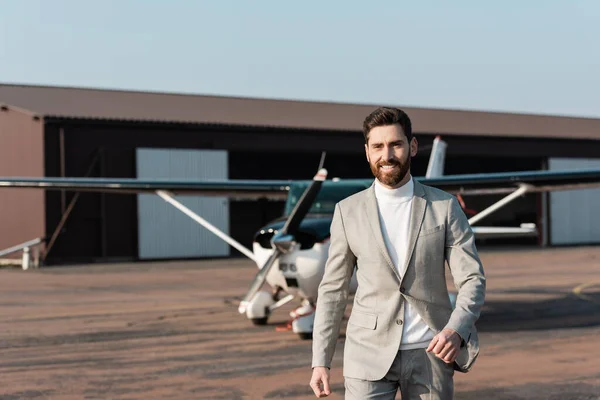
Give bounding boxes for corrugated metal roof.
[1,83,599,139]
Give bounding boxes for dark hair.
[362,107,412,143]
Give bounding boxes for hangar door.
[136,148,229,259]
[549,158,600,245]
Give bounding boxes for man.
[309,107,486,399]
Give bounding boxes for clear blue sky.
[1,0,599,117]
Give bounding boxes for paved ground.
[1,246,599,399]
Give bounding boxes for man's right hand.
[309,367,331,398]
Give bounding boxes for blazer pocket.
[419,224,444,237]
[348,310,378,330]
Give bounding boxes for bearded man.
[309,107,486,400]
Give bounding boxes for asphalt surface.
[0,246,599,399]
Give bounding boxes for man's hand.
[309,367,331,398]
[426,328,462,363]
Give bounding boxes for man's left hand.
[426,328,461,364]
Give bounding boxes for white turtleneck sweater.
[374,176,435,350]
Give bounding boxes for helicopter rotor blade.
[281,168,327,236]
[238,248,282,314]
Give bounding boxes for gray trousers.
[344,348,454,400]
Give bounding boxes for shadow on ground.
[457,382,600,400]
[476,289,600,332]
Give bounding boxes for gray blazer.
[311,179,486,381]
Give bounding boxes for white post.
[22,247,30,270]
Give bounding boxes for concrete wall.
[0,106,45,254]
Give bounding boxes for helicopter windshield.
[284,180,372,216]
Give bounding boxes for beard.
[369,156,411,187]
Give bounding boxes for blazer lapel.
[399,180,427,279]
[364,183,401,282]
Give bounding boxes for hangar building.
[1,83,599,265]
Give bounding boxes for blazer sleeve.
[311,202,356,369]
[443,196,486,343]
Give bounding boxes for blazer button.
[400,287,406,293]
[396,319,403,325]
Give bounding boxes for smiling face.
[365,124,418,189]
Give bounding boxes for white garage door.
[136,148,229,259]
[549,158,600,245]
